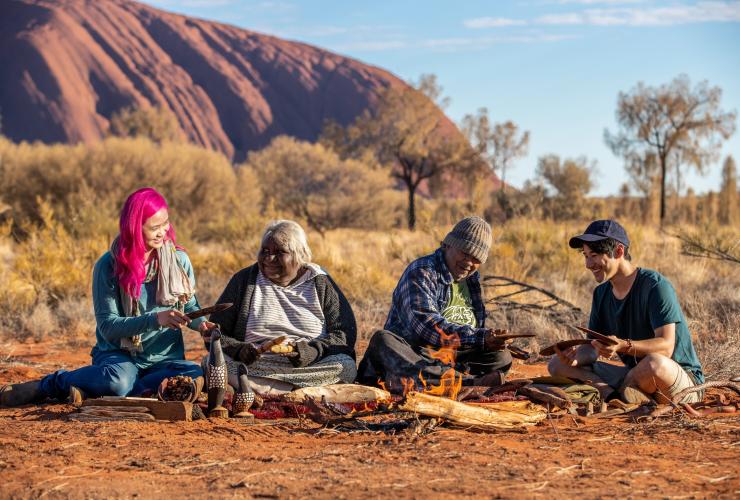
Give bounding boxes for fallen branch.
[665,230,740,265]
[481,275,583,320]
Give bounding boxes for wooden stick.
[588,404,640,419]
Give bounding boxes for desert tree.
[536,155,595,220]
[461,107,529,193]
[718,155,738,225]
[109,106,185,143]
[247,136,397,235]
[322,74,471,230]
[615,182,634,220]
[605,75,736,225]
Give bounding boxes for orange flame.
[377,379,388,393]
[398,324,463,400]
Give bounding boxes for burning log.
[398,391,546,431]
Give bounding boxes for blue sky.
[142,0,740,196]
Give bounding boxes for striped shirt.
[245,264,327,344]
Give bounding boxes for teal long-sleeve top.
[90,250,204,369]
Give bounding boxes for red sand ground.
[1,339,738,498]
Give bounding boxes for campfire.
[399,326,463,400]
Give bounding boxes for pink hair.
[114,187,176,298]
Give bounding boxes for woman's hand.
[198,320,217,339]
[156,309,189,329]
[236,343,261,365]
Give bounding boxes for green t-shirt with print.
[442,280,477,327]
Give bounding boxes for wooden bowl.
[157,376,199,402]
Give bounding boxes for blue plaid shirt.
[384,248,488,349]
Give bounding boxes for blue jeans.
[39,350,202,400]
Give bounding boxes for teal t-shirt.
[442,280,477,327]
[588,268,704,383]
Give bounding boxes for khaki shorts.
[590,360,701,404]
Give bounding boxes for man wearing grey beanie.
[357,216,513,393]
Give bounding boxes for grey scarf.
[113,238,195,353]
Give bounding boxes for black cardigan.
[207,264,357,367]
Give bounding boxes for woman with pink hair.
[1,188,209,406]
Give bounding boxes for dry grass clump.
[0,136,248,237]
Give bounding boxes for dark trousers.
[357,330,512,394]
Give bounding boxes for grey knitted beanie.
[442,216,492,263]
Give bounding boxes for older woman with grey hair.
[202,220,357,395]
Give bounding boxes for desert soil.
[1,338,738,499]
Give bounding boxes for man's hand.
[553,344,579,367]
[156,309,189,329]
[591,335,622,359]
[484,329,513,351]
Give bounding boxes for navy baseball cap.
[568,220,630,249]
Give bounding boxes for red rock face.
[0,0,411,161]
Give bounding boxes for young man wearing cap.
[548,219,704,404]
[357,216,513,393]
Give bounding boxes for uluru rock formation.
[1,0,413,161]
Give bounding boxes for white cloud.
[335,33,578,52]
[333,40,409,51]
[464,17,528,28]
[536,13,584,24]
[470,1,740,29]
[536,1,740,26]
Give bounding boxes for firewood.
[69,412,155,422]
[82,398,192,421]
[398,391,546,431]
[79,406,151,414]
[284,384,392,404]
